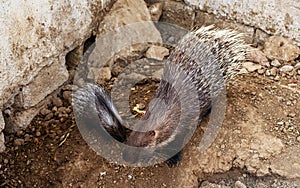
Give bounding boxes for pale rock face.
[184,0,300,43]
[0,0,113,142]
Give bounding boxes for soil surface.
[1,63,300,187]
[1,14,300,188]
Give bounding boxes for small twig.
[58,132,70,147]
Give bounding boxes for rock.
[40,108,51,116]
[16,130,24,137]
[45,112,54,121]
[270,59,281,67]
[24,134,31,142]
[264,36,300,61]
[3,158,9,164]
[0,133,5,152]
[111,65,123,77]
[234,181,247,188]
[145,45,169,60]
[86,0,161,81]
[253,29,271,47]
[288,113,296,118]
[97,67,112,81]
[201,181,230,188]
[161,0,195,29]
[14,138,25,146]
[185,0,299,43]
[20,58,69,109]
[270,67,278,76]
[247,47,269,67]
[62,84,79,91]
[265,69,271,76]
[63,91,72,104]
[52,97,63,107]
[36,131,41,137]
[0,112,4,132]
[234,181,246,188]
[295,63,300,70]
[0,0,114,133]
[257,68,265,75]
[149,3,163,21]
[280,65,294,73]
[243,62,262,72]
[5,99,48,132]
[152,68,164,79]
[297,136,300,142]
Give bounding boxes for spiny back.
[159,25,248,115]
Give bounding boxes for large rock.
[0,0,114,145]
[185,0,300,43]
[161,0,195,29]
[264,36,300,61]
[21,57,69,109]
[85,0,162,82]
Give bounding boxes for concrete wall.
[184,0,300,44]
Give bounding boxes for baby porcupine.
[73,26,248,166]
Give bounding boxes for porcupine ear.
[73,83,127,142]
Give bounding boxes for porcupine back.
[123,26,248,165]
[164,26,247,115]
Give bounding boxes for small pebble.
[288,113,296,118]
[277,121,284,126]
[149,2,163,21]
[270,59,281,67]
[45,113,54,121]
[235,180,247,188]
[63,91,72,104]
[24,134,31,142]
[270,67,277,76]
[297,136,300,142]
[52,97,63,107]
[280,65,294,73]
[14,138,25,146]
[52,106,58,112]
[40,108,51,116]
[243,62,262,72]
[4,159,9,164]
[257,68,265,75]
[36,131,41,137]
[16,130,24,137]
[295,62,300,69]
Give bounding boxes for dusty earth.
[1,2,300,186]
[1,46,300,187]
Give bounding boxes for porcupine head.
[73,26,247,166]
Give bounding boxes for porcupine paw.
[166,151,182,167]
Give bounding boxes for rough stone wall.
[184,0,300,44]
[0,0,114,151]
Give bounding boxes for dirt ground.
[1,6,300,187]
[1,63,300,187]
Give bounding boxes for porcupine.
[73,25,248,166]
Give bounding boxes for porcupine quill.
[73,26,248,166]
